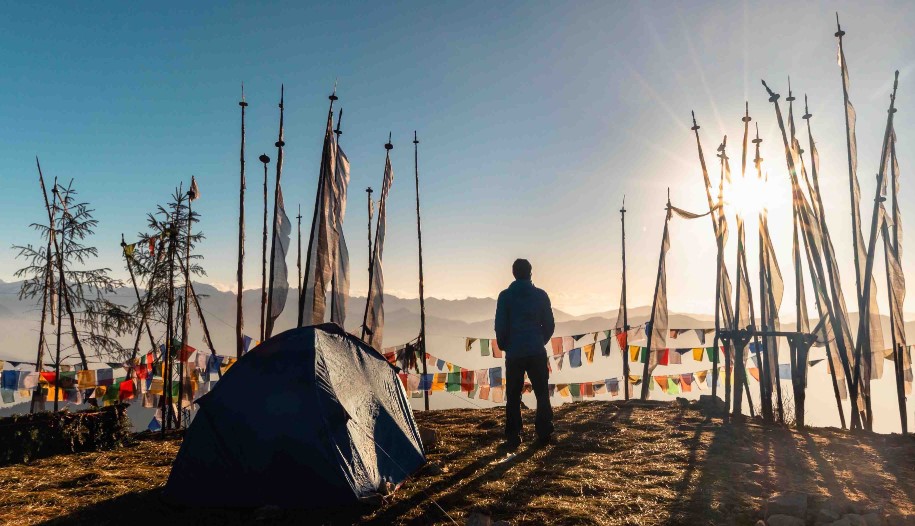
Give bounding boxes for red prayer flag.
[178,344,196,362]
[40,372,57,385]
[615,329,627,350]
[461,370,474,393]
[118,379,135,401]
[398,373,408,390]
[491,339,503,358]
[657,349,670,366]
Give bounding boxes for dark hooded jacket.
[494,279,555,358]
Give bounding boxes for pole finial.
[752,122,763,145]
[413,130,419,144]
[690,110,700,131]
[366,186,373,195]
[329,78,338,102]
[786,76,796,102]
[334,107,343,136]
[761,79,779,102]
[259,153,270,164]
[803,94,812,120]
[835,12,845,37]
[120,233,126,247]
[239,82,248,107]
[620,195,626,213]
[279,84,284,109]
[742,101,751,123]
[385,132,393,150]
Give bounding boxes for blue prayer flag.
[570,348,582,368]
[418,374,433,391]
[243,335,253,354]
[1,370,18,390]
[489,367,502,387]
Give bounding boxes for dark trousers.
[505,354,553,440]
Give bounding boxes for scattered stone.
[675,397,690,408]
[830,518,851,526]
[766,514,805,526]
[842,514,866,526]
[426,462,443,475]
[815,501,843,523]
[466,511,492,526]
[419,427,438,450]
[493,521,511,526]
[766,492,808,519]
[860,512,885,526]
[696,394,726,415]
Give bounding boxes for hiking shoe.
[500,436,522,451]
[534,434,552,446]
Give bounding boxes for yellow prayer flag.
[629,345,640,362]
[557,384,570,398]
[77,370,97,388]
[149,378,164,395]
[692,348,704,361]
[583,344,595,363]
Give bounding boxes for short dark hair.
[512,259,532,280]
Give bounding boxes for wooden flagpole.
[620,197,630,400]
[330,108,344,320]
[298,88,337,327]
[716,139,733,419]
[640,192,671,400]
[887,121,907,435]
[413,131,430,411]
[235,85,247,359]
[366,187,374,274]
[852,71,899,432]
[177,185,196,428]
[690,113,724,402]
[296,204,303,309]
[362,135,393,342]
[265,86,286,338]
[800,97,847,429]
[259,153,271,342]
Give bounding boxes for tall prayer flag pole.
[801,96,848,429]
[414,131,430,411]
[361,134,394,349]
[296,204,303,307]
[297,88,338,327]
[259,153,271,342]
[853,71,900,432]
[640,192,671,400]
[716,138,733,417]
[235,85,247,359]
[265,86,286,338]
[620,197,630,400]
[366,187,374,276]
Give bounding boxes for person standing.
[494,258,555,449]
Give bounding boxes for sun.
[725,175,771,218]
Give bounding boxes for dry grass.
[1,401,913,525]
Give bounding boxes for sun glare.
[726,175,770,218]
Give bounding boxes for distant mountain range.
[0,278,905,365]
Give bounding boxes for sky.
[2,1,915,317]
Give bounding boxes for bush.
[0,404,132,466]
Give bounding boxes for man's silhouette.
[494,259,555,449]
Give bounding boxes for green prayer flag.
[640,348,650,363]
[481,339,490,356]
[706,346,718,362]
[447,372,461,392]
[667,378,680,395]
[570,383,581,398]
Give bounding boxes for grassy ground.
[0,401,913,525]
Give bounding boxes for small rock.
[419,427,438,450]
[755,521,766,526]
[697,394,726,415]
[766,514,805,526]
[426,462,443,475]
[675,397,690,407]
[493,521,511,526]
[465,511,492,526]
[815,501,843,523]
[830,519,851,526]
[842,514,866,526]
[860,512,884,526]
[766,492,808,519]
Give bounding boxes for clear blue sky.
[2,1,914,315]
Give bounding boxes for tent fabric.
[164,323,425,509]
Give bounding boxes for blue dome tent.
[164,323,425,508]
